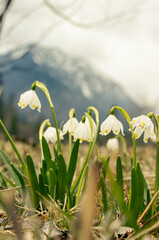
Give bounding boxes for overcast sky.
[1,0,159,111]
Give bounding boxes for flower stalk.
[32,81,62,153]
[68,108,75,161]
[39,119,51,159]
[110,106,136,167]
[71,107,99,195]
[148,113,159,194]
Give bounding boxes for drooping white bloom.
[100,115,124,136]
[130,115,154,143]
[85,116,97,137]
[18,90,41,112]
[106,138,119,151]
[43,127,64,144]
[63,117,79,135]
[73,121,91,143]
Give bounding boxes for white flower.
[85,116,97,137]
[18,90,41,112]
[63,117,79,135]
[130,115,154,143]
[43,127,64,144]
[74,121,91,143]
[106,138,119,151]
[100,115,124,136]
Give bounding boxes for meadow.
[0,81,159,240]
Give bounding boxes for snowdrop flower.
[18,90,41,112]
[85,116,97,137]
[106,138,119,151]
[74,121,91,143]
[130,115,154,143]
[44,127,63,144]
[63,117,79,135]
[100,115,124,136]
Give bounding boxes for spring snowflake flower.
[106,138,119,151]
[74,121,91,143]
[18,90,41,112]
[100,115,124,136]
[43,127,64,144]
[130,115,154,143]
[63,117,79,135]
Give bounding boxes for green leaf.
[100,175,108,214]
[129,162,144,225]
[136,162,144,215]
[56,154,66,204]
[0,172,7,188]
[42,136,52,170]
[10,163,25,194]
[66,139,79,189]
[49,168,57,199]
[39,173,48,197]
[40,160,49,194]
[100,155,110,180]
[26,154,39,208]
[116,156,123,187]
[129,166,136,212]
[0,150,22,187]
[2,174,16,187]
[53,145,58,165]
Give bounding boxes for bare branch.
[43,0,138,29]
[0,0,13,33]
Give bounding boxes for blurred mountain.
[0,45,144,136]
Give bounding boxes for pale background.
[1,0,159,111]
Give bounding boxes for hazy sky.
[1,0,159,111]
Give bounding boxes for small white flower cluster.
[42,116,96,144]
[63,116,96,143]
[18,89,155,144]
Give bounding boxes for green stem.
[132,136,136,167]
[76,164,88,205]
[71,141,93,194]
[51,106,62,153]
[0,119,27,175]
[155,142,159,194]
[111,106,137,167]
[39,119,50,160]
[68,132,72,164]
[33,81,62,153]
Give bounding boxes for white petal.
[100,115,113,135]
[143,124,155,143]
[63,118,79,135]
[112,119,124,135]
[74,122,91,143]
[43,127,63,144]
[131,115,152,129]
[63,120,70,135]
[29,91,41,112]
[133,125,144,139]
[18,90,33,109]
[18,90,41,112]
